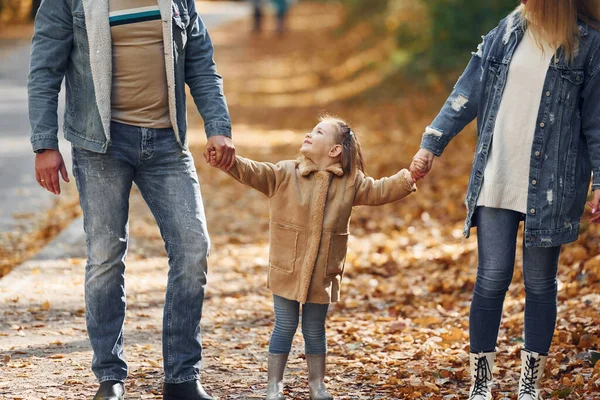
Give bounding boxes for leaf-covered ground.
[1,3,599,399]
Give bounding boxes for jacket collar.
[296,155,344,177]
[504,7,588,45]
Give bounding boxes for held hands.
[207,148,234,170]
[588,190,600,224]
[410,148,435,182]
[35,150,70,195]
[208,149,217,167]
[203,135,235,171]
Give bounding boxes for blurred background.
[1,1,599,399]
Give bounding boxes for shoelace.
[470,355,493,398]
[519,355,540,398]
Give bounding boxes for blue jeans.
[269,295,329,355]
[72,122,210,384]
[470,207,561,355]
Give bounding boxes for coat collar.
[296,155,344,177]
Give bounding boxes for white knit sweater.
[477,29,554,213]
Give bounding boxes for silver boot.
[265,353,288,400]
[518,349,547,400]
[306,354,333,400]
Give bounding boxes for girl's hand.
[410,149,435,182]
[209,149,218,167]
[588,189,600,224]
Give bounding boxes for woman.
[410,1,600,399]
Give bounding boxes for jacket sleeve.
[28,0,73,152]
[420,26,498,157]
[353,169,416,206]
[582,43,600,191]
[185,0,232,139]
[226,156,289,198]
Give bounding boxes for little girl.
[210,116,418,400]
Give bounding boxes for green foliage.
[426,0,518,70]
[343,0,519,73]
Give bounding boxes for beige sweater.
[477,29,554,213]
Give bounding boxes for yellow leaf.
[146,359,161,368]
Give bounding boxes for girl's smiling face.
[300,121,341,161]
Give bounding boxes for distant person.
[209,115,418,400]
[28,0,234,399]
[251,0,293,35]
[272,0,292,34]
[411,0,600,399]
[251,0,265,33]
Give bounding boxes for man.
[28,1,234,399]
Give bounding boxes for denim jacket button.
[532,180,537,185]
[530,208,536,214]
[545,91,551,97]
[535,151,541,157]
[539,122,545,128]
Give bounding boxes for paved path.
[0,1,249,232]
[0,39,62,230]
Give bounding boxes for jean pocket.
[560,70,584,107]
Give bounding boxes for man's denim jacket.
[28,0,231,154]
[421,10,600,247]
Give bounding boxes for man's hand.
[35,150,69,195]
[204,135,235,171]
[588,189,600,224]
[410,148,435,182]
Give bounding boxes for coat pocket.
[269,222,299,273]
[325,233,349,277]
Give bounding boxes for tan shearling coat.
[227,155,416,304]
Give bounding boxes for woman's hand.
[410,148,435,182]
[588,189,600,224]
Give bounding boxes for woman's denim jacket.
[421,10,600,247]
[28,0,231,154]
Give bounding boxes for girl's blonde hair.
[320,115,365,183]
[520,0,600,61]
